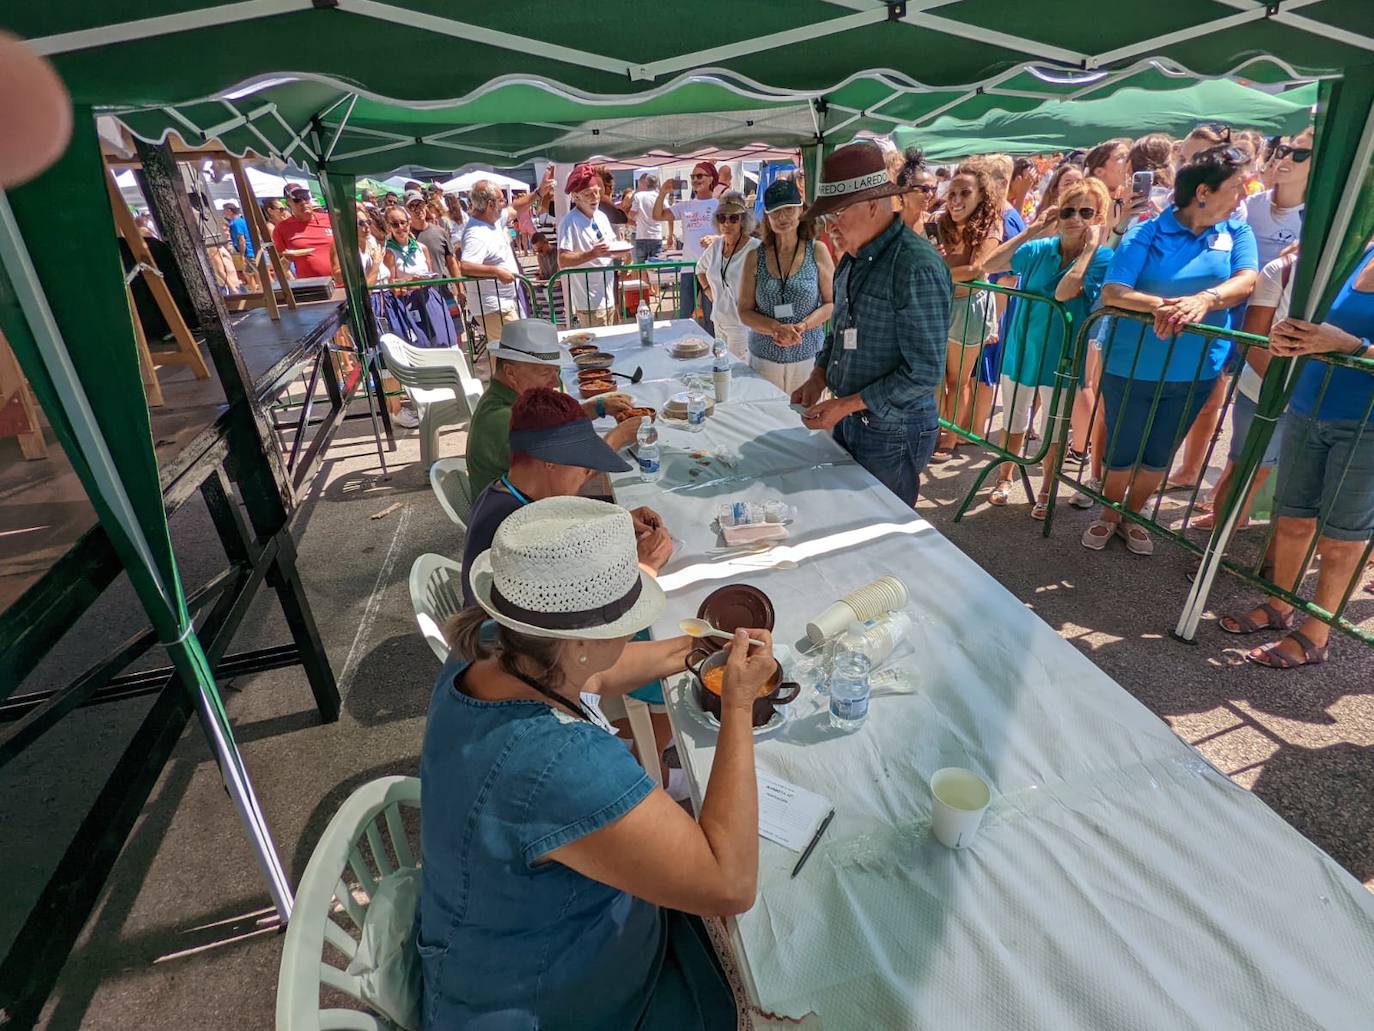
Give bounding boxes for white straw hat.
[488,318,563,367]
[468,497,665,640]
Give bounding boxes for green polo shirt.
[465,378,518,496]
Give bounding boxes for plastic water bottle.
[636,419,662,482]
[637,299,653,345]
[829,623,873,731]
[686,390,706,432]
[712,337,731,402]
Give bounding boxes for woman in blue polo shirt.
[1083,147,1259,555]
[978,177,1114,519]
[1221,244,1374,669]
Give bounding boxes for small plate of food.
[614,406,656,424]
[565,331,597,346]
[573,351,615,370]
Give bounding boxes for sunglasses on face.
[288,194,310,203]
[1058,206,1097,220]
[691,174,711,180]
[718,213,743,223]
[1275,144,1313,163]
[387,221,409,230]
[1200,122,1233,143]
[907,184,937,195]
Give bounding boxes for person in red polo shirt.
[271,186,339,281]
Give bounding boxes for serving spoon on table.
[679,617,767,649]
[610,365,645,384]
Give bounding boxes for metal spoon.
[611,365,645,384]
[679,617,766,649]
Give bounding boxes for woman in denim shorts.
[1222,244,1374,669]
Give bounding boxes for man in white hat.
[793,141,953,505]
[466,318,637,495]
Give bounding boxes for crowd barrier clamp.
[544,260,698,331]
[941,280,1078,536]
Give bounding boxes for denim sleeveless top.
[747,240,825,364]
[417,653,662,1029]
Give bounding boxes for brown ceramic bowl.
[686,648,798,728]
[694,584,775,655]
[573,351,615,369]
[579,381,615,399]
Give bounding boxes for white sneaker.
[394,406,421,429]
[1069,477,1100,509]
[666,767,692,802]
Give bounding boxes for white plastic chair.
[429,457,474,531]
[276,775,422,1031]
[379,334,482,468]
[409,554,465,663]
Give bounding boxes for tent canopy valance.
[14,2,1370,175]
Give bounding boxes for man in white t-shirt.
[557,163,618,327]
[653,161,720,323]
[460,177,543,342]
[629,173,674,264]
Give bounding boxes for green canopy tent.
[893,77,1316,161]
[2,5,1374,1022]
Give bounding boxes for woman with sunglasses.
[1083,146,1259,556]
[931,163,1001,456]
[380,206,458,350]
[694,192,760,360]
[737,179,835,393]
[891,146,938,233]
[977,178,1114,518]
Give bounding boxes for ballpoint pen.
[790,808,835,878]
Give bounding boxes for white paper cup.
[930,767,991,850]
[806,600,858,644]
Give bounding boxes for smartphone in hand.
[1131,170,1153,198]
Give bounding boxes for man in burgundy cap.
[653,161,721,325]
[793,141,953,506]
[556,163,618,327]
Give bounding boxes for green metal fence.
[942,280,1077,535]
[367,273,543,365]
[544,261,697,330]
[1059,306,1374,648]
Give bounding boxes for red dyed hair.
[509,388,585,433]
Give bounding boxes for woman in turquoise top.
[976,177,1115,520]
[1084,146,1259,556]
[419,496,776,1029]
[738,178,835,394]
[1221,243,1374,670]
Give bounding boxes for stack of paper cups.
[805,576,909,643]
[840,576,908,622]
[805,600,859,644]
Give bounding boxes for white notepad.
[757,771,833,851]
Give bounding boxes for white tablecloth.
[563,321,1374,1029]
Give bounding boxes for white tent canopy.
[440,170,531,194]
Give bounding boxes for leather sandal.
[1030,491,1050,520]
[1219,601,1298,636]
[988,480,1014,506]
[1246,629,1329,670]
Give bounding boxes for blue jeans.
[677,272,714,334]
[833,406,941,506]
[1099,373,1215,472]
[633,239,662,263]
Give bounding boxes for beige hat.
[468,497,665,640]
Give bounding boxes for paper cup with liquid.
[929,767,991,850]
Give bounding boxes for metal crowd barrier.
[367,273,544,365]
[1057,306,1374,649]
[544,261,698,330]
[942,280,1078,535]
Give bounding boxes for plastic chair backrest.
[409,553,465,663]
[429,458,474,531]
[275,776,421,1031]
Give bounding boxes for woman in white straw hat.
[419,496,775,1029]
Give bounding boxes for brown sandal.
[1030,491,1050,521]
[1219,601,1297,636]
[1246,629,1329,670]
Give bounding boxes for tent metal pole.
[323,94,358,163]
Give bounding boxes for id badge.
[774,302,795,318]
[1209,232,1232,252]
[842,327,858,350]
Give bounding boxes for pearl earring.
[577,653,588,664]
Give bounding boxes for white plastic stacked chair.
[276,775,422,1031]
[379,334,484,467]
[429,457,474,531]
[409,554,465,663]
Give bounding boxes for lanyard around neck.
[773,236,800,301]
[500,474,533,506]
